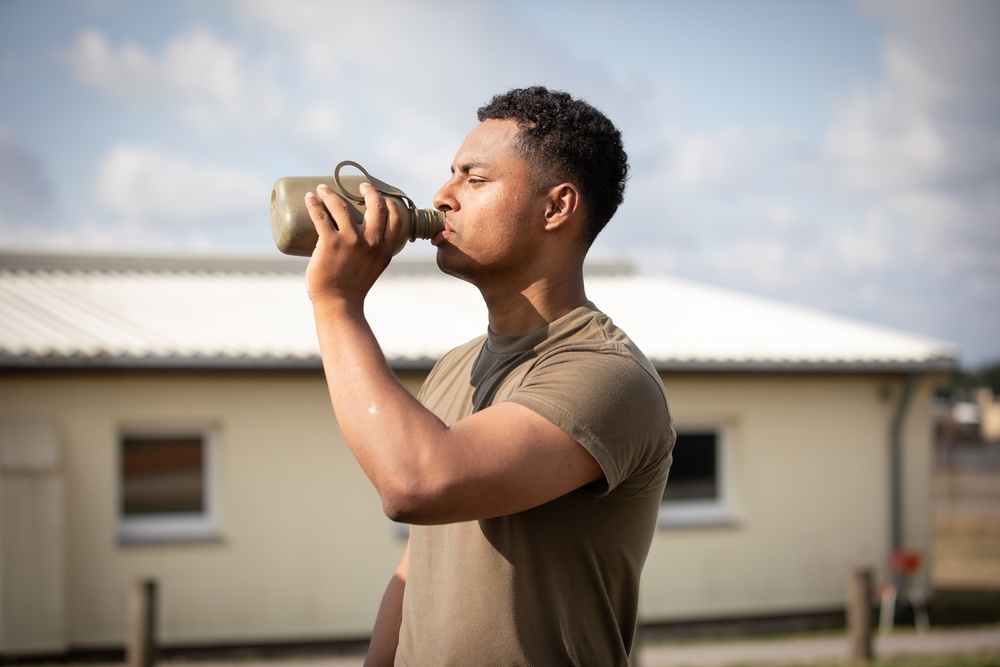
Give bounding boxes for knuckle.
[369,198,387,217]
[307,201,329,220]
[326,194,351,212]
[309,208,333,230]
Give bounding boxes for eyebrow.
[451,160,490,174]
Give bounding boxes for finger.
[315,183,362,237]
[359,182,387,237]
[305,185,341,233]
[359,182,403,249]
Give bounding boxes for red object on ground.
[891,549,923,575]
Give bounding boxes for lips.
[431,225,455,247]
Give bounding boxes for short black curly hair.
[477,86,628,249]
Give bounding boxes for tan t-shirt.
[396,303,674,666]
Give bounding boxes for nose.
[433,177,458,213]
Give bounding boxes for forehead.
[452,119,525,171]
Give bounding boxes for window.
[659,427,731,527]
[118,428,218,543]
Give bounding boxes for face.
[432,119,549,284]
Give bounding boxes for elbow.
[377,475,446,525]
[382,498,417,525]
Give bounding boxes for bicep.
[407,401,604,524]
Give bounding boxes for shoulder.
[418,334,486,406]
[519,344,669,431]
[506,310,673,492]
[531,305,667,405]
[433,335,487,371]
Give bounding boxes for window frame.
[116,424,220,544]
[658,423,733,528]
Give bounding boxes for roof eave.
[0,354,324,372]
[1,354,958,375]
[652,358,959,374]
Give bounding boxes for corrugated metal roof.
[0,254,958,372]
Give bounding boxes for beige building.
[0,254,956,657]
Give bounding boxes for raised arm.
[304,184,602,525]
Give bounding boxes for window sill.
[118,521,222,546]
[657,515,739,530]
[118,533,225,546]
[657,504,736,530]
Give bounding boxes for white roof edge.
[0,253,960,374]
[653,359,958,374]
[0,252,637,277]
[0,251,310,274]
[0,354,956,375]
[0,353,325,371]
[629,272,960,351]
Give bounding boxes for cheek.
[468,194,514,241]
[461,186,536,255]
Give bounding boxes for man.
[304,86,674,666]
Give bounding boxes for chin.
[435,253,465,281]
[435,248,481,285]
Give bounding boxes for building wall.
[0,420,65,653]
[0,371,410,649]
[641,372,935,622]
[0,369,936,650]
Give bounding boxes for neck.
[479,263,588,337]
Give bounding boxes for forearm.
[303,182,468,520]
[312,297,449,516]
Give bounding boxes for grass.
[637,623,1000,667]
[716,655,1000,667]
[21,649,1000,667]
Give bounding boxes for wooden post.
[127,578,157,667]
[847,568,873,663]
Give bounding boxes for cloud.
[63,26,287,132]
[94,144,271,223]
[0,212,183,254]
[226,0,640,198]
[0,124,53,222]
[827,2,1000,353]
[599,1,1000,365]
[654,126,820,194]
[831,1,1000,192]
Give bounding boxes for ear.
[543,183,581,232]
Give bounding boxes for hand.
[304,181,404,306]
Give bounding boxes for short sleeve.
[504,343,672,495]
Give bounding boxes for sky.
[0,0,997,369]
